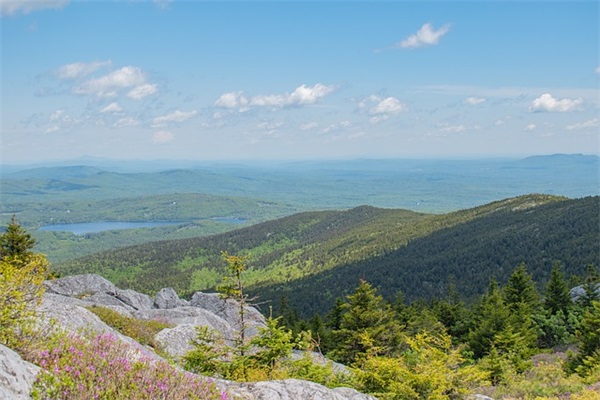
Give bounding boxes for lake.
[38,218,248,235]
[38,221,182,235]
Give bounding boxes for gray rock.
[44,274,117,297]
[190,292,265,337]
[134,306,235,349]
[218,379,377,400]
[154,324,202,358]
[570,284,600,301]
[0,344,40,400]
[38,295,157,359]
[154,287,188,309]
[115,288,155,310]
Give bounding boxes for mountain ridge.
[55,194,599,315]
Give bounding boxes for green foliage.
[51,195,599,317]
[0,219,50,349]
[183,326,229,377]
[352,332,488,400]
[544,261,572,316]
[504,262,540,313]
[567,301,600,377]
[484,357,590,399]
[250,315,295,377]
[0,253,50,348]
[330,280,403,364]
[0,215,36,260]
[577,264,600,310]
[85,305,171,352]
[468,280,511,359]
[218,252,252,357]
[183,317,345,386]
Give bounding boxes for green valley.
[55,194,600,316]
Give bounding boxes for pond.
[38,221,183,235]
[38,217,248,235]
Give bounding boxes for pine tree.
[504,262,540,313]
[330,279,402,364]
[567,301,600,376]
[544,262,572,316]
[0,216,36,261]
[468,279,511,359]
[216,252,254,371]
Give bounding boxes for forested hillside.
[259,195,600,315]
[55,195,599,316]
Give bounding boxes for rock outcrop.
[29,274,375,400]
[42,273,266,354]
[0,345,40,400]
[218,379,377,400]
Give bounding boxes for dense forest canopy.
[55,195,599,317]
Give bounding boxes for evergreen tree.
[567,301,600,376]
[216,252,254,365]
[0,216,35,261]
[504,262,540,313]
[544,262,572,316]
[330,279,402,364]
[468,279,511,359]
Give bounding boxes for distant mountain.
[2,165,107,179]
[2,156,598,211]
[519,153,599,165]
[55,194,599,316]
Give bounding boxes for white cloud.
[127,83,158,100]
[288,84,335,105]
[524,123,537,131]
[529,93,583,112]
[398,23,451,49]
[57,61,111,79]
[152,130,174,144]
[566,118,599,131]
[251,84,335,107]
[464,97,486,105]
[49,109,66,122]
[322,121,351,134]
[300,122,318,131]
[439,124,466,134]
[360,95,406,124]
[114,116,139,128]
[100,102,122,113]
[215,91,249,109]
[596,66,600,75]
[370,97,405,115]
[1,0,69,17]
[216,84,336,110]
[74,66,147,97]
[152,110,197,126]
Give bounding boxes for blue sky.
[1,0,598,163]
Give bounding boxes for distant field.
[2,154,598,263]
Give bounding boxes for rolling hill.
[55,194,600,315]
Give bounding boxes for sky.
[1,0,598,163]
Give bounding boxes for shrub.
[86,305,171,351]
[30,332,224,400]
[0,253,50,349]
[352,332,488,400]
